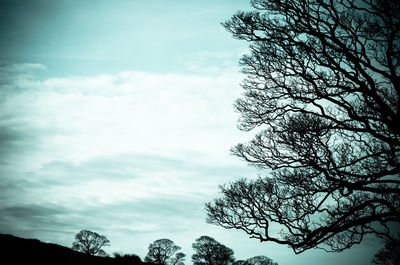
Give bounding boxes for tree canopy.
[246,256,278,265]
[144,239,184,265]
[192,236,235,265]
[206,0,400,254]
[235,256,278,265]
[72,230,110,256]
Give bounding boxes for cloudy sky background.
[0,1,381,265]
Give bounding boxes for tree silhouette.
[206,0,400,254]
[72,230,110,256]
[234,256,278,265]
[144,239,184,265]
[192,236,235,265]
[113,252,142,265]
[245,256,278,265]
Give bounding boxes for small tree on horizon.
[144,238,184,265]
[72,229,110,256]
[192,236,235,265]
[113,252,142,264]
[246,256,278,265]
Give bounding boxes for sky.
[0,1,382,265]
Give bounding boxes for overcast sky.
[0,1,382,265]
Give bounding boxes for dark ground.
[0,233,146,265]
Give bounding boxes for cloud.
[1,64,248,165]
[1,204,64,219]
[0,203,77,240]
[0,63,46,99]
[0,63,260,256]
[0,151,255,223]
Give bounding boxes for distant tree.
[192,236,235,265]
[72,230,110,256]
[114,252,142,264]
[235,256,278,265]
[372,235,400,265]
[246,256,278,265]
[206,0,400,254]
[144,239,183,265]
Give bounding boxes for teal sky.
[0,0,248,75]
[0,1,381,265]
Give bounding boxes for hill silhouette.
[0,233,146,265]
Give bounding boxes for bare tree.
[192,236,235,265]
[72,230,110,256]
[144,239,183,265]
[206,0,400,254]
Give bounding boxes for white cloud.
[0,63,260,254]
[1,65,248,167]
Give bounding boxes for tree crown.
[192,236,235,265]
[72,230,110,256]
[145,238,183,265]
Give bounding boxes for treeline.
[72,230,278,265]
